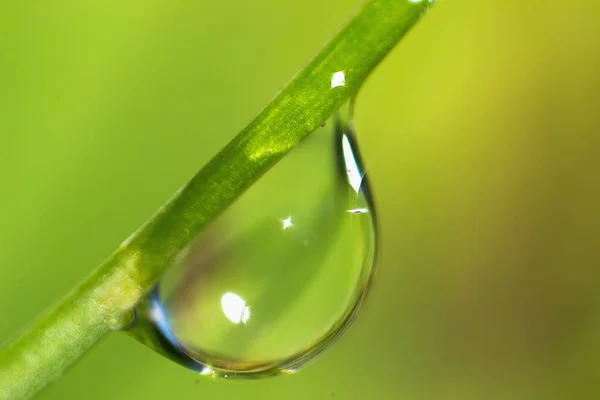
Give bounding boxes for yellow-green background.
[1,0,599,399]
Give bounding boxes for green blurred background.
[1,0,599,399]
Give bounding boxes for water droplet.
[127,101,377,378]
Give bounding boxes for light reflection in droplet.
[331,70,346,88]
[148,293,178,344]
[341,134,363,194]
[281,216,293,230]
[221,292,251,324]
[200,366,216,377]
[281,369,296,375]
[346,208,369,214]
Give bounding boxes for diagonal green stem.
[0,0,434,398]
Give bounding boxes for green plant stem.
[0,0,433,398]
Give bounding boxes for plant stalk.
[0,0,434,398]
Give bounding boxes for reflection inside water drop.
[221,292,251,325]
[127,101,377,378]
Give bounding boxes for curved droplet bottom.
[126,101,377,378]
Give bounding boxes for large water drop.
[128,102,377,377]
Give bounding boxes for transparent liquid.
[128,103,377,377]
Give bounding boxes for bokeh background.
[1,0,599,399]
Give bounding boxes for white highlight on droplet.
[347,208,369,214]
[149,304,164,324]
[282,216,293,230]
[331,70,346,88]
[342,134,363,194]
[221,292,251,324]
[200,367,215,376]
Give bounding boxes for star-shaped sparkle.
[282,216,293,230]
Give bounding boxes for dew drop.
[127,100,377,378]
